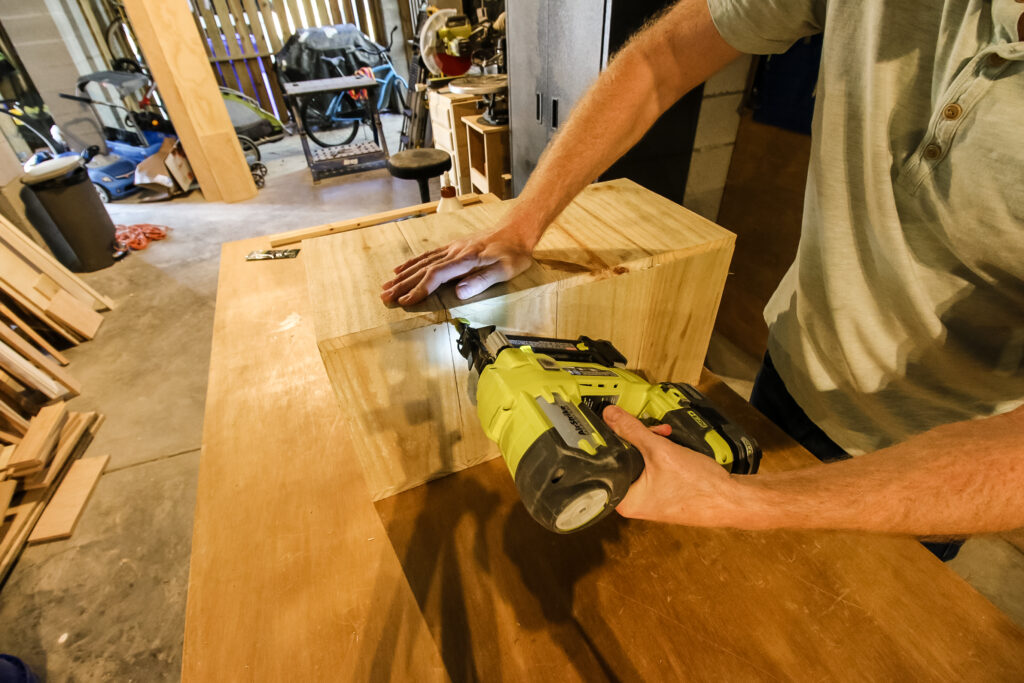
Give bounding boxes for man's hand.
[602,405,744,526]
[380,224,535,306]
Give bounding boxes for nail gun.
[452,320,761,534]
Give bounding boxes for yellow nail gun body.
[453,321,760,533]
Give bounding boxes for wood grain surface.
[28,453,108,543]
[375,370,1024,681]
[182,237,446,681]
[191,226,1024,681]
[123,0,256,203]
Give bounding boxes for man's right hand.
[380,224,536,307]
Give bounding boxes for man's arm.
[381,0,742,306]
[604,403,1024,535]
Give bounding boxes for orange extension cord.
[115,223,169,251]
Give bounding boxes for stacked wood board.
[0,408,105,581]
[0,210,112,581]
[303,178,736,500]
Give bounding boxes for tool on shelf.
[452,320,761,533]
[449,74,508,126]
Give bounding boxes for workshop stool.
[386,148,452,203]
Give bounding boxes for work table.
[183,222,1024,681]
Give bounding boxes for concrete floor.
[0,121,1022,679]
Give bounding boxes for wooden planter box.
[304,179,735,500]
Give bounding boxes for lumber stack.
[0,406,105,581]
[0,211,113,581]
[0,210,112,442]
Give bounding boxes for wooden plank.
[0,444,14,470]
[182,235,446,680]
[45,290,103,340]
[0,242,55,311]
[195,0,241,92]
[0,398,27,434]
[0,213,114,311]
[22,412,94,491]
[327,0,343,24]
[0,283,78,345]
[283,0,304,34]
[0,431,20,446]
[7,401,66,473]
[0,316,80,395]
[0,302,70,366]
[0,479,14,519]
[352,0,369,39]
[312,0,331,26]
[374,372,1024,680]
[269,194,485,246]
[124,0,257,203]
[336,0,353,24]
[0,341,65,399]
[28,453,109,543]
[213,0,262,102]
[258,0,284,52]
[240,0,271,54]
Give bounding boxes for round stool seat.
[386,148,453,202]
[386,148,452,180]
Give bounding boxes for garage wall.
[0,0,109,152]
[682,54,751,221]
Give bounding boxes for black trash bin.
[21,156,116,272]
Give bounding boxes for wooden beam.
[123,0,257,203]
[268,193,487,247]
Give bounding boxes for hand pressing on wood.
[380,222,537,307]
[603,405,746,527]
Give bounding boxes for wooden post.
[123,0,257,203]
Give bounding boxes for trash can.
[21,156,116,272]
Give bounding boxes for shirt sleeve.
[707,0,826,55]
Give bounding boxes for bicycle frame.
[318,51,408,126]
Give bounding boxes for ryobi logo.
[687,410,708,429]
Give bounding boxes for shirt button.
[942,103,963,120]
[924,143,942,160]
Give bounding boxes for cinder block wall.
[682,55,751,221]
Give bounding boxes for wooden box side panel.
[637,238,734,383]
[555,237,734,384]
[320,323,497,501]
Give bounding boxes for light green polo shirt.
[707,0,1024,454]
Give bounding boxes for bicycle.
[299,30,408,148]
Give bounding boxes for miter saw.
[419,8,505,77]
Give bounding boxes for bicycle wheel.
[237,135,260,164]
[300,97,360,148]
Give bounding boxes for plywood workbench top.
[185,205,1024,681]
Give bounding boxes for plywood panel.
[28,453,108,543]
[375,372,1024,680]
[124,0,256,203]
[183,236,445,680]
